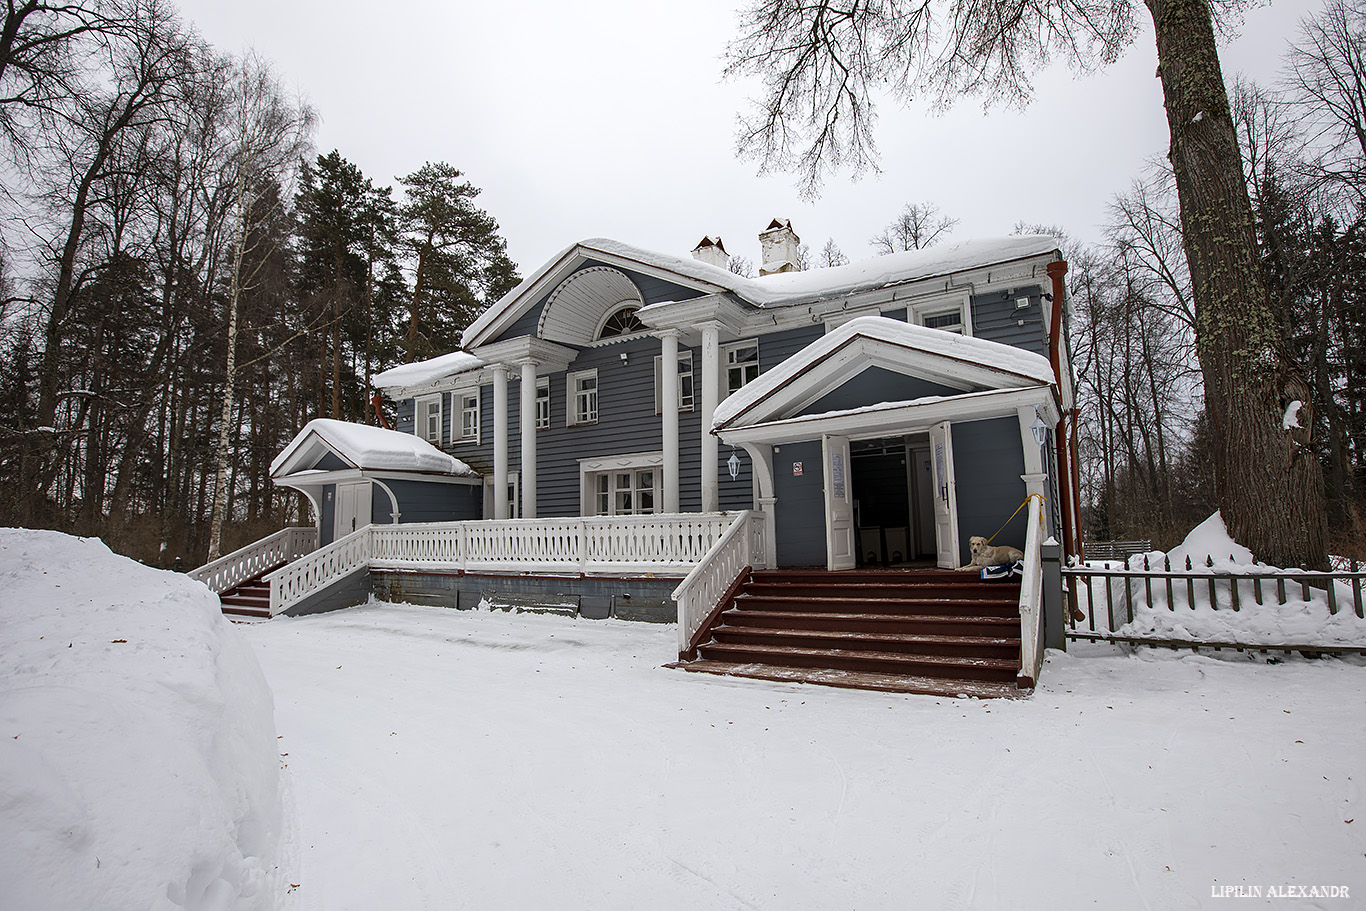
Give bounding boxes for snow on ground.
[1084,513,1366,648]
[0,529,288,911]
[245,601,1364,911]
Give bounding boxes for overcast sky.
[176,0,1318,276]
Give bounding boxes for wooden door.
[929,422,959,569]
[822,434,856,571]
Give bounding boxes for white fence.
[187,527,317,594]
[673,510,768,655]
[259,513,744,617]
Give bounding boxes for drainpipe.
[1045,260,1076,560]
[371,393,391,429]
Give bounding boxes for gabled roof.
[271,419,476,478]
[712,316,1056,433]
[461,235,1062,349]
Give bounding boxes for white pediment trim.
[712,316,1056,433]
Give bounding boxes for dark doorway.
[851,436,934,565]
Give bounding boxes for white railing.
[268,525,374,616]
[1016,495,1046,687]
[368,513,737,576]
[264,513,742,616]
[187,527,318,594]
[672,510,768,655]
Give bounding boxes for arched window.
[597,305,645,339]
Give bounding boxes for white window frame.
[568,369,598,426]
[535,377,550,430]
[456,389,481,443]
[910,294,973,336]
[483,471,520,519]
[722,339,760,398]
[578,451,663,517]
[653,349,694,413]
[415,393,443,446]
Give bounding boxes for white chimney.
[691,235,729,269]
[759,218,800,276]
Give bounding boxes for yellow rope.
[984,493,1048,545]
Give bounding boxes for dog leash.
[983,493,1047,545]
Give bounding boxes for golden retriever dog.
[963,535,1024,570]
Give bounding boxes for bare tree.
[725,0,1330,567]
[206,51,314,560]
[1285,0,1366,207]
[818,236,848,267]
[870,201,958,253]
[728,254,755,278]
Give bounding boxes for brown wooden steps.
[673,568,1028,697]
[218,574,277,621]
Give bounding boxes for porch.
[190,513,744,619]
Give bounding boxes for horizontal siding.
[951,417,1028,566]
[800,366,960,416]
[971,283,1047,355]
[372,479,482,523]
[772,439,825,566]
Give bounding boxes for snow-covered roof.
[462,235,1061,348]
[271,419,477,478]
[372,351,485,393]
[712,315,1057,431]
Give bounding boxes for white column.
[660,330,680,514]
[700,323,720,513]
[493,364,509,519]
[1017,404,1051,534]
[519,360,537,519]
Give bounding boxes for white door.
[336,481,372,539]
[929,422,959,569]
[822,434,856,571]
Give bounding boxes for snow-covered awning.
[372,351,485,394]
[712,315,1058,434]
[271,419,477,479]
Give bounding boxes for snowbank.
[1080,512,1366,648]
[0,529,287,911]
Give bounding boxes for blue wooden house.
[202,220,1080,695]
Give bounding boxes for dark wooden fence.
[1063,553,1366,656]
[1082,540,1152,562]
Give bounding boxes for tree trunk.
[1147,0,1328,568]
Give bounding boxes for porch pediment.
[271,419,476,480]
[711,316,1058,437]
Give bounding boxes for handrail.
[1016,496,1045,688]
[262,513,741,617]
[187,527,317,594]
[268,525,374,615]
[673,510,766,655]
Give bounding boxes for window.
[535,377,550,430]
[723,340,760,396]
[483,472,520,518]
[592,468,658,516]
[569,369,598,425]
[415,394,442,445]
[457,390,480,443]
[911,298,971,335]
[597,305,645,340]
[922,310,964,333]
[653,350,694,412]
